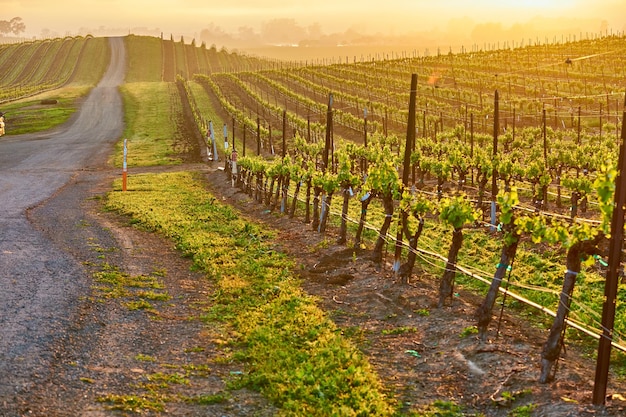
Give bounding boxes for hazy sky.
[3,0,625,40]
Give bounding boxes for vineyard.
[172,33,626,389]
[0,34,275,135]
[0,35,110,103]
[3,32,626,414]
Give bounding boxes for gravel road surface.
[0,37,125,413]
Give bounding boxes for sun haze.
[3,0,625,55]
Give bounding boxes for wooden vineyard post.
[242,124,246,157]
[464,105,468,144]
[363,107,368,148]
[542,106,547,164]
[232,117,236,152]
[323,93,333,172]
[618,99,621,144]
[282,109,287,158]
[412,109,417,185]
[384,108,388,137]
[394,74,417,273]
[313,93,333,233]
[577,106,582,145]
[542,106,549,209]
[439,111,444,133]
[362,107,368,175]
[512,108,516,142]
[470,113,474,157]
[469,113,475,185]
[307,115,311,143]
[280,110,288,215]
[256,117,261,156]
[223,123,229,172]
[491,90,499,231]
[600,103,603,141]
[593,94,626,405]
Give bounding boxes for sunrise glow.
[2,0,624,56]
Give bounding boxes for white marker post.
[122,138,128,192]
[210,121,218,162]
[231,148,238,188]
[206,123,212,160]
[223,123,229,151]
[223,123,229,171]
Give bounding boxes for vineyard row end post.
[224,123,229,171]
[256,117,261,156]
[282,109,287,158]
[322,93,333,172]
[592,93,626,405]
[232,117,236,152]
[394,73,418,273]
[491,89,499,231]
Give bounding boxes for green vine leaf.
[439,195,478,230]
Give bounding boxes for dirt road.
[0,37,125,413]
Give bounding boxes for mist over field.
[4,0,625,58]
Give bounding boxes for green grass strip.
[124,35,163,83]
[105,171,395,416]
[1,85,92,135]
[113,82,181,167]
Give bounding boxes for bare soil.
[15,165,277,417]
[205,168,626,417]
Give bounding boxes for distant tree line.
[0,17,25,36]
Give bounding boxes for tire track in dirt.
[19,166,275,416]
[0,37,125,414]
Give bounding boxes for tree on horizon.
[0,17,26,36]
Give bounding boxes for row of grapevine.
[227,129,622,384]
[202,34,625,146]
[0,36,99,103]
[198,65,620,216]
[156,34,281,82]
[177,50,626,388]
[0,34,279,102]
